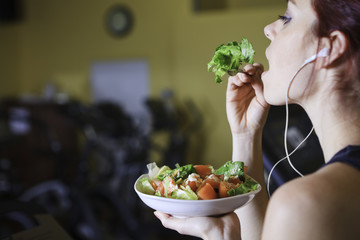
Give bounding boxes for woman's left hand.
[154,211,241,240]
[226,63,269,135]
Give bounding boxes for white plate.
[134,174,262,218]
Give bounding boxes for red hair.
[312,0,360,81]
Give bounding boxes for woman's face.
[262,0,319,105]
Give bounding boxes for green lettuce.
[138,178,155,195]
[171,185,198,200]
[157,163,196,181]
[163,175,172,197]
[207,38,255,84]
[227,178,259,196]
[215,161,245,181]
[154,165,171,180]
[147,162,171,181]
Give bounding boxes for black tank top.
[324,145,360,171]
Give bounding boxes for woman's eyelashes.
[278,15,292,25]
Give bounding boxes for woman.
[155,0,360,239]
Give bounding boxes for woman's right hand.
[154,211,241,240]
[226,63,270,136]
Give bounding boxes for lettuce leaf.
[208,38,255,84]
[138,178,155,195]
[158,164,196,181]
[227,178,259,196]
[163,175,173,197]
[215,161,245,181]
[171,185,198,200]
[240,38,255,64]
[147,162,171,181]
[147,162,160,180]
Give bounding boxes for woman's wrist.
[201,213,241,240]
[232,129,264,181]
[232,130,262,160]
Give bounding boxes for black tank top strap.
[325,145,360,171]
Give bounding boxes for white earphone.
[266,47,330,196]
[303,47,330,64]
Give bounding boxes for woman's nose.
[264,23,274,40]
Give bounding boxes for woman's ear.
[328,30,348,64]
[316,31,348,69]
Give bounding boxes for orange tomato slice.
[197,182,217,200]
[194,165,213,178]
[219,181,238,198]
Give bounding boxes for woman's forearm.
[232,130,268,240]
[232,130,264,180]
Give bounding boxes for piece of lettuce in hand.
[207,38,255,84]
[138,178,155,195]
[227,178,259,196]
[215,161,245,181]
[171,185,198,200]
[240,38,255,64]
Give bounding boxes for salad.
[137,161,259,200]
[208,38,255,84]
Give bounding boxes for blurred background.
[0,0,324,239]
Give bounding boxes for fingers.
[244,62,264,74]
[154,211,192,236]
[154,211,241,239]
[154,211,171,226]
[252,80,269,108]
[154,211,215,238]
[245,63,268,108]
[226,63,269,109]
[227,74,247,89]
[243,63,264,80]
[227,63,264,89]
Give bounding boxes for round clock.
[105,5,134,37]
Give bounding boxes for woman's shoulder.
[262,163,360,240]
[280,162,360,200]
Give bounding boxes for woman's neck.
[303,89,360,162]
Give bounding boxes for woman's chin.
[264,93,285,106]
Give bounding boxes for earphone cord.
[266,60,314,197]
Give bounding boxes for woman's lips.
[265,47,270,60]
[262,48,270,78]
[261,70,268,78]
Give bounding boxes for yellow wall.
[0,23,21,96]
[0,0,285,167]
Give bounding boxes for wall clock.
[105,5,134,37]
